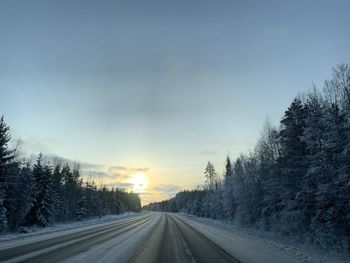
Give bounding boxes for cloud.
[151,184,181,194]
[104,166,149,182]
[13,135,58,156]
[81,162,105,170]
[108,166,149,174]
[108,166,128,172]
[82,165,149,186]
[84,170,111,179]
[104,182,134,189]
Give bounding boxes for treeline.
[144,64,350,252]
[0,119,141,232]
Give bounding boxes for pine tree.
[84,180,99,216]
[36,164,55,226]
[256,121,282,229]
[0,116,15,186]
[232,158,250,226]
[282,92,325,234]
[0,191,7,232]
[224,156,233,178]
[204,162,216,190]
[27,154,54,226]
[75,195,87,221]
[279,98,308,199]
[62,163,82,219]
[223,156,236,219]
[5,163,35,230]
[52,165,64,221]
[316,66,350,249]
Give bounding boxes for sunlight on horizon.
[128,172,149,193]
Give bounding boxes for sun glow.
[128,172,149,192]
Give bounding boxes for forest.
[144,64,350,252]
[0,122,141,232]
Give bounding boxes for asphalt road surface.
[0,212,240,263]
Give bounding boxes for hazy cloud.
[109,166,149,173]
[151,184,181,194]
[105,182,134,189]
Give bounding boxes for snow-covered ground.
[178,214,349,263]
[0,212,140,244]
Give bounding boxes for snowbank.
[177,214,349,263]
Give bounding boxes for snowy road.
[134,213,238,263]
[0,212,239,263]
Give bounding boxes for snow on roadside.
[177,214,349,263]
[0,212,141,244]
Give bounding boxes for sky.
[1,0,350,204]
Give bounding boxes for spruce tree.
[283,92,325,234]
[279,98,308,199]
[36,165,55,226]
[27,154,54,226]
[5,163,35,230]
[223,156,236,219]
[0,191,7,232]
[0,116,15,186]
[204,162,216,190]
[52,165,64,221]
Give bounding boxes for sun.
[127,172,149,192]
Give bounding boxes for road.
[0,212,240,263]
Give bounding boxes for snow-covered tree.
[27,155,55,226]
[0,191,7,232]
[51,164,64,221]
[279,98,308,199]
[0,116,15,186]
[204,162,217,190]
[5,163,35,230]
[222,156,236,219]
[281,91,326,234]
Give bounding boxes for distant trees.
[0,116,141,232]
[144,64,350,253]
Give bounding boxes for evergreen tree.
[0,191,7,232]
[224,156,233,178]
[27,155,54,226]
[0,116,15,186]
[223,156,236,219]
[256,121,282,229]
[84,180,99,216]
[283,91,325,234]
[52,164,64,221]
[279,98,308,199]
[62,163,81,219]
[36,165,55,226]
[5,163,35,230]
[232,158,249,225]
[204,162,216,190]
